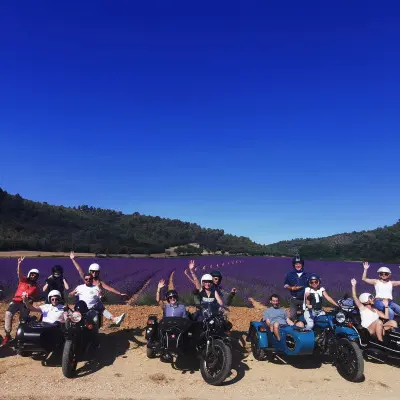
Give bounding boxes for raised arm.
[99,281,127,297]
[188,260,201,291]
[17,256,25,281]
[376,298,390,319]
[69,288,78,297]
[22,293,41,313]
[156,279,165,306]
[184,269,195,285]
[362,262,377,285]
[70,251,85,280]
[63,278,70,290]
[323,290,339,307]
[351,279,363,309]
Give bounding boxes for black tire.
[146,346,156,358]
[251,330,267,361]
[62,339,78,378]
[335,338,364,382]
[200,339,232,386]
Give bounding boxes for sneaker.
[1,335,11,346]
[114,313,126,326]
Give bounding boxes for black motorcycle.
[61,301,102,378]
[338,299,400,364]
[146,305,232,385]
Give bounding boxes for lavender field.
[0,256,399,306]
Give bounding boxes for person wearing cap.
[284,256,310,320]
[362,262,400,320]
[156,279,187,318]
[351,278,397,341]
[2,257,41,346]
[69,252,126,326]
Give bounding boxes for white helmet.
[377,266,391,274]
[359,293,373,304]
[201,274,213,285]
[27,269,40,279]
[48,290,62,302]
[88,263,100,272]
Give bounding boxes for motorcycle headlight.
[209,319,214,325]
[335,312,346,324]
[71,311,82,323]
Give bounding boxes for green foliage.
[175,245,203,255]
[0,188,269,255]
[134,293,158,306]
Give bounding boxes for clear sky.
[1,1,399,244]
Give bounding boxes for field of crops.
[0,256,399,305]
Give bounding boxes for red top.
[13,277,40,303]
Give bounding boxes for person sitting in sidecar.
[22,290,66,325]
[156,279,188,318]
[351,278,397,341]
[303,274,338,330]
[263,294,304,341]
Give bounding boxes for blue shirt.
[284,270,310,300]
[163,303,187,318]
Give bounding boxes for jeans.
[374,299,400,320]
[304,309,325,330]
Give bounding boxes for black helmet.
[308,274,321,285]
[210,270,223,282]
[292,256,304,267]
[52,265,64,278]
[74,300,89,314]
[165,289,179,302]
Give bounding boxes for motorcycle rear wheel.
[62,339,78,378]
[200,339,232,386]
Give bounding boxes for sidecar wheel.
[200,339,232,385]
[62,340,78,378]
[251,331,267,361]
[335,338,364,382]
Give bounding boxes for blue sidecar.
[248,309,364,382]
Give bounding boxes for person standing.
[284,256,310,320]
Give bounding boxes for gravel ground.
[0,303,399,400]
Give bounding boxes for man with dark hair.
[263,293,304,341]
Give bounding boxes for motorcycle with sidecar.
[145,304,232,385]
[248,308,364,382]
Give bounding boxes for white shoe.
[114,313,126,326]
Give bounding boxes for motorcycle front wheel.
[335,337,364,382]
[62,339,78,378]
[200,339,232,385]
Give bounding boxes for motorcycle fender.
[335,326,360,341]
[249,321,269,349]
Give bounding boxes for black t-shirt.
[45,276,65,298]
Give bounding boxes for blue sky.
[1,1,399,244]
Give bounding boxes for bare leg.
[368,320,384,341]
[384,320,398,331]
[273,322,281,341]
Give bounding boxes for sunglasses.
[379,273,390,276]
[310,280,319,284]
[167,295,178,300]
[84,278,93,282]
[50,297,59,301]
[203,280,212,284]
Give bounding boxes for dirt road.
[0,304,399,400]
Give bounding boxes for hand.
[382,299,389,307]
[21,292,28,300]
[189,260,195,271]
[70,251,75,260]
[363,262,370,270]
[351,278,357,286]
[292,285,302,291]
[157,279,165,290]
[17,256,25,265]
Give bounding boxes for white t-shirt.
[39,304,65,324]
[75,284,101,309]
